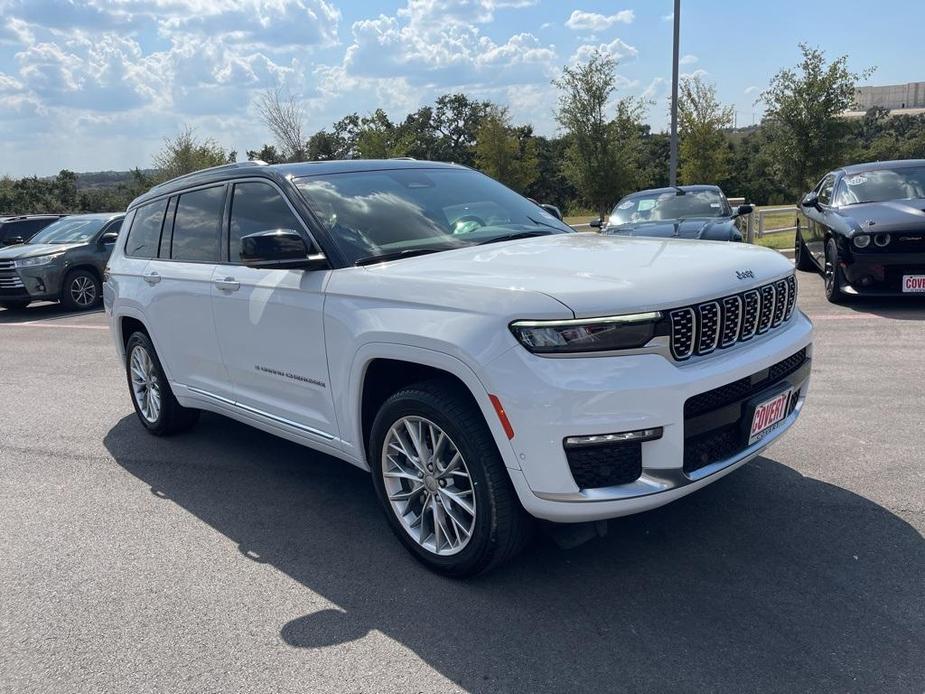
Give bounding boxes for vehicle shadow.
[103,413,924,693]
[0,302,102,323]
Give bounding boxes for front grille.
[0,260,15,271]
[0,276,24,288]
[682,348,809,473]
[565,441,642,489]
[669,275,796,361]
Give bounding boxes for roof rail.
[147,160,268,194]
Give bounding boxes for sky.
[0,0,922,177]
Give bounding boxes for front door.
[143,184,230,398]
[210,179,338,445]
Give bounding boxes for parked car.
[795,159,925,302]
[106,159,812,575]
[0,212,124,311]
[0,214,67,246]
[595,185,752,241]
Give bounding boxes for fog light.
[853,234,871,249]
[874,233,891,247]
[564,427,663,447]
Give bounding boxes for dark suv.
[0,215,66,246]
[0,213,124,311]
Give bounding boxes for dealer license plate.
[748,388,793,445]
[902,275,925,293]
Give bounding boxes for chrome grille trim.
[0,276,24,288]
[668,276,796,362]
[0,260,15,271]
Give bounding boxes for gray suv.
[0,213,124,311]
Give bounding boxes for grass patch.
[755,230,795,250]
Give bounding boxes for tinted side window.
[818,176,835,205]
[171,186,225,262]
[125,200,168,258]
[229,182,303,262]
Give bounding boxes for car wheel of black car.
[125,331,200,435]
[61,269,101,311]
[823,238,849,304]
[1,300,30,311]
[369,378,533,577]
[794,230,815,272]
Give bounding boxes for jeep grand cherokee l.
[0,213,124,311]
[105,160,813,576]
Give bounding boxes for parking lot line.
[2,321,109,330]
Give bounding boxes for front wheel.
[824,238,850,304]
[60,269,101,311]
[369,379,532,576]
[794,230,815,271]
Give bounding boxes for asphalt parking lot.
[1,272,923,693]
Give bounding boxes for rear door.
[210,179,338,445]
[143,184,230,398]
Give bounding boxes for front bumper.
[486,310,814,522]
[841,251,925,296]
[0,266,63,301]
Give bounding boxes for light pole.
[668,0,680,186]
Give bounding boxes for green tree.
[760,43,874,196]
[151,126,235,182]
[474,106,538,193]
[677,75,734,184]
[432,93,491,165]
[554,50,645,218]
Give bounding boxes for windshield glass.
[293,168,572,264]
[29,217,107,244]
[608,189,729,226]
[836,166,925,205]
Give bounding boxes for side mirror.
[240,229,327,270]
[589,219,603,229]
[735,204,754,217]
[99,232,119,245]
[801,192,820,209]
[4,236,24,246]
[539,203,562,221]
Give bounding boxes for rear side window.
[125,200,168,258]
[229,181,303,262]
[170,186,225,262]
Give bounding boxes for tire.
[1,300,30,311]
[60,269,101,311]
[125,331,200,435]
[823,238,850,304]
[794,230,815,271]
[369,379,532,576]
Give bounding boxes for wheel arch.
[64,263,102,284]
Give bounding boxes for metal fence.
[743,205,798,244]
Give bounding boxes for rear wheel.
[824,238,850,304]
[0,300,30,311]
[125,331,200,435]
[61,269,101,311]
[369,379,532,576]
[794,230,815,271]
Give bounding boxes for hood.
[839,199,925,233]
[604,217,738,241]
[358,233,792,317]
[0,242,84,259]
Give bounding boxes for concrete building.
[847,82,925,117]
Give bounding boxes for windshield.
[836,166,925,205]
[608,189,730,226]
[293,168,572,264]
[29,217,108,244]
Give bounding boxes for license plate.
[748,388,792,445]
[902,275,925,293]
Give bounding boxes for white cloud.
[571,38,638,64]
[641,77,666,101]
[679,54,697,65]
[744,85,758,94]
[661,12,674,22]
[565,9,634,31]
[681,68,708,80]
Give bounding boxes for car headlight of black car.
[14,253,63,268]
[510,312,663,354]
[852,234,870,249]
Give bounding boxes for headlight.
[874,233,891,247]
[510,312,663,354]
[853,234,870,249]
[14,253,62,268]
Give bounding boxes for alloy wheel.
[381,416,477,556]
[129,345,161,423]
[70,275,97,307]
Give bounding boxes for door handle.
[143,271,161,285]
[214,277,240,292]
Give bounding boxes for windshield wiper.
[477,230,552,245]
[354,248,444,266]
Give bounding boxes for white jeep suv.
[105,160,813,575]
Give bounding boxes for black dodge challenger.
[796,159,925,303]
[595,185,752,241]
